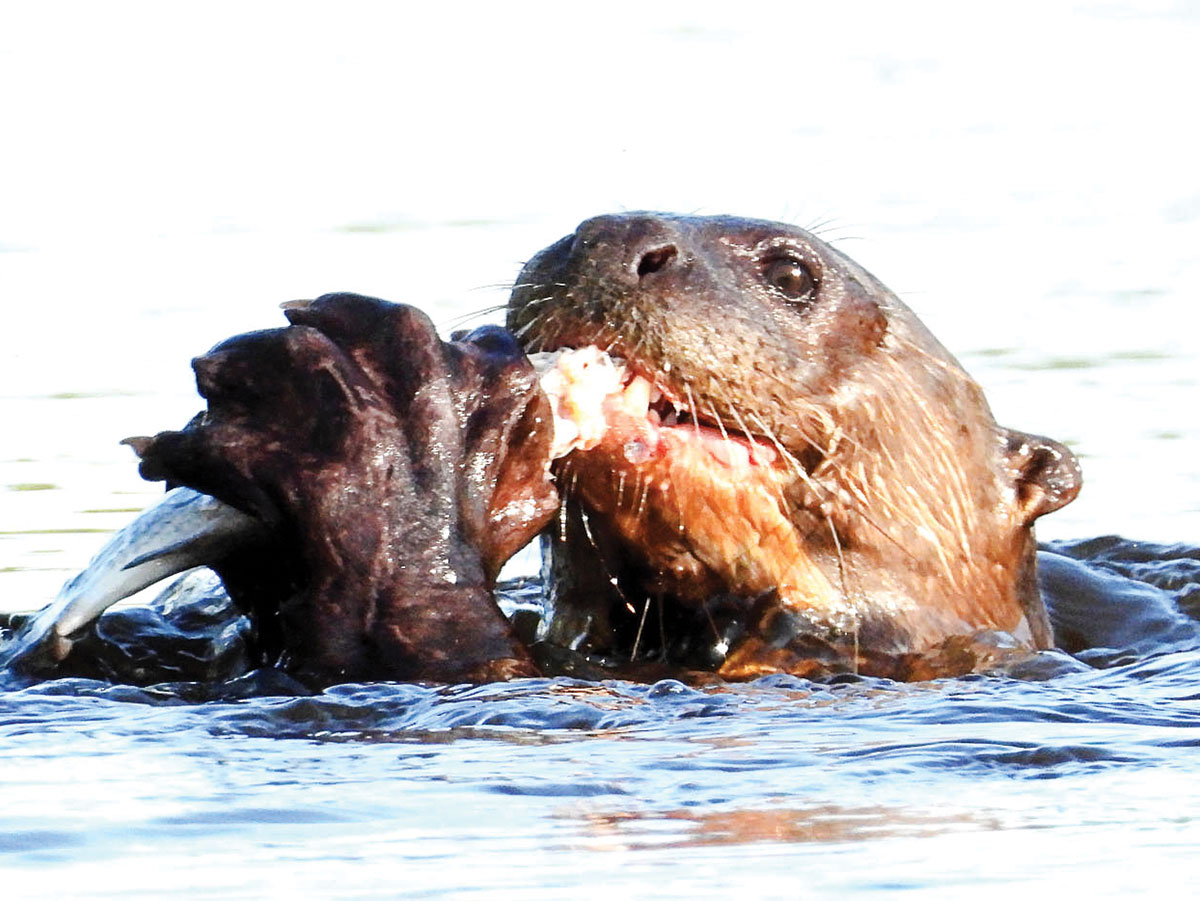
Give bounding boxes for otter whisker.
[699,598,723,648]
[805,217,862,242]
[683,384,703,441]
[719,399,810,514]
[631,594,652,661]
[744,409,825,493]
[575,502,643,626]
[575,502,599,550]
[737,405,872,563]
[522,309,566,351]
[512,312,545,341]
[804,215,840,235]
[474,281,525,292]
[702,398,732,451]
[825,512,859,674]
[508,293,561,311]
[438,304,509,331]
[745,407,925,565]
[634,473,650,521]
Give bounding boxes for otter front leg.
[134,293,558,685]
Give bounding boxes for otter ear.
[1002,429,1083,524]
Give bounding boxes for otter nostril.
[635,244,678,278]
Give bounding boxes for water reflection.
[571,804,998,850]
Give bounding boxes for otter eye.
[765,257,817,303]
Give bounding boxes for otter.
[509,213,1081,680]
[1,213,1082,686]
[2,295,561,685]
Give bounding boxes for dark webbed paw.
[134,293,558,684]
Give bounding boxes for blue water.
[3,649,1199,896]
[3,542,1199,897]
[2,2,1199,896]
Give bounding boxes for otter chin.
[510,213,1082,681]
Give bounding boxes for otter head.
[509,212,1081,679]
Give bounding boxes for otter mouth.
[530,346,778,470]
[528,344,835,627]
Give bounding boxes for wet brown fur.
[508,213,1081,680]
[133,294,560,685]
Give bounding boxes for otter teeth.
[530,346,778,468]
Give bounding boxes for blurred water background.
[1,2,1198,896]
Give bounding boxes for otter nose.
[633,242,678,278]
[571,213,684,283]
